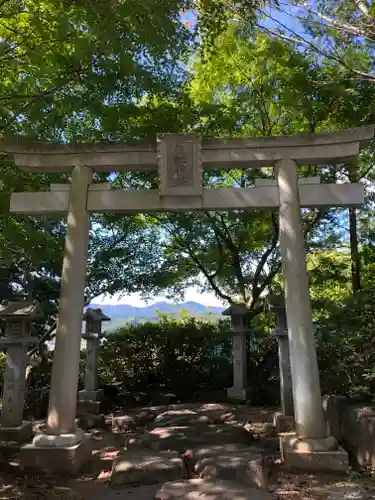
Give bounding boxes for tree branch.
[183,239,232,303]
[352,0,372,21]
[252,212,279,303]
[259,8,375,82]
[299,3,374,40]
[205,212,247,301]
[27,295,93,357]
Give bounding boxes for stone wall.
[323,395,375,469]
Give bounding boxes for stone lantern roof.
[83,307,111,322]
[0,299,43,319]
[266,295,285,311]
[222,303,249,317]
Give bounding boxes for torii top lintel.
[2,126,374,173]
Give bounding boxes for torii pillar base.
[20,430,92,476]
[280,433,348,473]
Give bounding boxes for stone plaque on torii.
[3,125,374,474]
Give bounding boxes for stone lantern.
[267,295,294,432]
[0,299,42,444]
[222,303,251,401]
[77,308,110,426]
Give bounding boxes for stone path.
[107,403,274,498]
[1,403,375,499]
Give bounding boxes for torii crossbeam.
[7,128,371,214]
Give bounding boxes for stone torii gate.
[3,126,374,474]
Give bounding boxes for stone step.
[126,424,254,453]
[193,446,268,490]
[111,449,185,486]
[155,479,273,500]
[152,407,235,428]
[112,408,158,432]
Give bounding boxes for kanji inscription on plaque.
[158,133,202,196]
[169,142,192,188]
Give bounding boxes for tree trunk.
[348,163,361,293]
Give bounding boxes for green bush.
[98,314,279,405]
[24,359,52,419]
[315,287,375,400]
[99,316,233,400]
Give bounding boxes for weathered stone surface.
[268,296,294,419]
[155,479,273,500]
[20,438,92,475]
[338,401,375,469]
[153,407,236,428]
[326,486,370,500]
[33,428,86,447]
[77,413,105,430]
[288,435,338,453]
[111,449,184,485]
[194,450,268,489]
[277,159,327,441]
[135,408,157,425]
[78,389,104,402]
[158,133,202,197]
[282,446,349,473]
[228,333,249,402]
[112,414,136,432]
[280,436,348,473]
[8,126,374,173]
[154,410,197,427]
[0,421,33,444]
[113,408,157,433]
[322,395,345,443]
[146,424,252,453]
[77,400,102,415]
[273,412,294,433]
[191,443,264,459]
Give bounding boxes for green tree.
[264,1,375,83]
[0,0,191,137]
[0,0,194,354]
[131,30,350,309]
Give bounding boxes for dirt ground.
[0,406,374,500]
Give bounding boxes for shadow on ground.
[0,405,373,500]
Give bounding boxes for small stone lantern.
[77,308,110,425]
[0,300,42,443]
[222,303,251,401]
[267,295,294,432]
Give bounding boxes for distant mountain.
[87,301,224,331]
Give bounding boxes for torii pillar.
[276,160,348,472]
[21,166,93,474]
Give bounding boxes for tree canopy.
[1,0,375,371]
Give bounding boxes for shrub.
[99,316,233,400]
[315,287,375,400]
[99,314,279,405]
